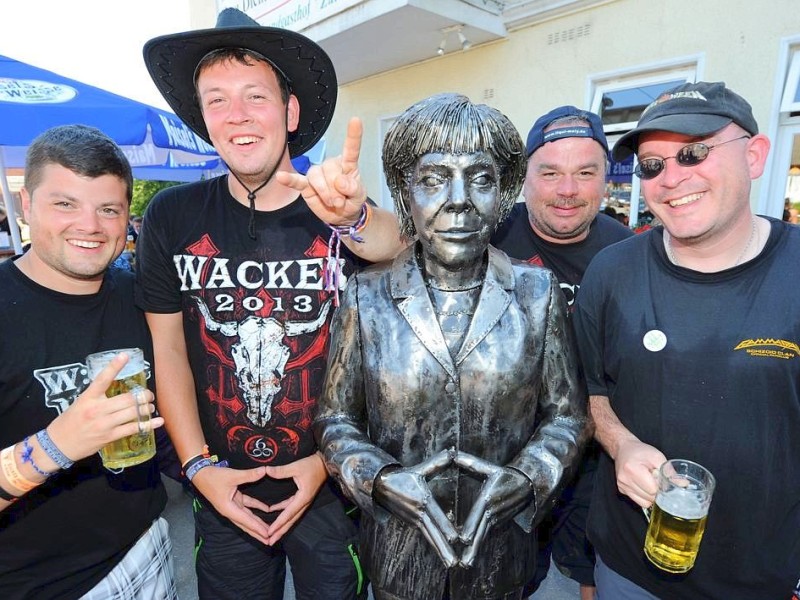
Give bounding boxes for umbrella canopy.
[0,54,222,253]
[0,54,217,154]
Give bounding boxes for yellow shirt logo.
[734,338,800,360]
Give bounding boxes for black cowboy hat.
[143,8,337,158]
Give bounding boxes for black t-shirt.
[0,261,166,600]
[492,203,633,478]
[573,220,800,599]
[135,176,365,510]
[492,203,633,309]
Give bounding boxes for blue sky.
[0,0,192,109]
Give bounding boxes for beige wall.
[325,0,799,208]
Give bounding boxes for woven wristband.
[184,457,216,481]
[1,445,38,493]
[36,428,74,470]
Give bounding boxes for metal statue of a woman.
[313,93,589,600]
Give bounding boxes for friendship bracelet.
[329,202,370,241]
[1,445,38,493]
[21,436,53,478]
[36,428,74,470]
[325,203,371,306]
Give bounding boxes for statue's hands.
[373,449,460,568]
[455,452,535,567]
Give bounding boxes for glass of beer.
[644,459,716,573]
[85,348,156,469]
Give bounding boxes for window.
[780,48,800,115]
[589,65,698,227]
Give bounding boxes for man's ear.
[20,187,31,222]
[287,94,300,134]
[745,133,771,180]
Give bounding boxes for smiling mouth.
[668,192,703,208]
[68,240,101,249]
[232,135,259,146]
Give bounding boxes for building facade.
[209,0,800,222]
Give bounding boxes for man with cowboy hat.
[137,8,402,599]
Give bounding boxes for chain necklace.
[665,217,757,268]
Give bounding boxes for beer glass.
[644,459,715,573]
[85,348,156,469]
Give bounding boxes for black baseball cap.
[612,81,759,161]
[525,105,608,157]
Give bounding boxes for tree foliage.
[130,180,182,216]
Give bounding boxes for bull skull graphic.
[192,296,332,427]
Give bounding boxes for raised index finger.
[340,117,363,175]
[86,352,128,397]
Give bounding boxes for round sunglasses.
[634,135,751,180]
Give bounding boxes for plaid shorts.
[80,517,177,600]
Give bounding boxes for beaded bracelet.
[325,202,371,306]
[36,428,74,470]
[21,436,53,477]
[0,445,38,493]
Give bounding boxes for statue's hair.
[382,93,526,238]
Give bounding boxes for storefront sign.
[217,0,361,31]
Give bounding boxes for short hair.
[382,93,526,238]
[194,48,291,106]
[546,114,591,130]
[25,125,133,203]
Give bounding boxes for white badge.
[643,329,667,352]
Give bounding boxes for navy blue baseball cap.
[525,105,609,157]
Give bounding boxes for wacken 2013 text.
[173,255,345,292]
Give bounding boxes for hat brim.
[143,26,337,158]
[611,114,732,161]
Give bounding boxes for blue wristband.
[184,457,229,481]
[184,457,215,481]
[36,429,74,469]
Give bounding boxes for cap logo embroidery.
[542,126,593,143]
[642,90,709,116]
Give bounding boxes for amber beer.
[86,348,156,469]
[643,459,715,573]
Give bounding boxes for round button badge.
[643,329,667,352]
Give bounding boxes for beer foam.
[87,348,144,380]
[656,487,708,520]
[116,357,145,380]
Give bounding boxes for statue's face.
[409,151,501,271]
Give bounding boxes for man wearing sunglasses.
[572,81,800,599]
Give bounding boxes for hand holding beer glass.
[85,348,157,469]
[643,459,716,573]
